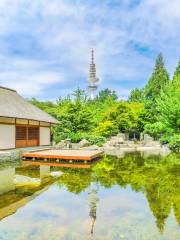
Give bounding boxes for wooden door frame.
[15,124,40,148]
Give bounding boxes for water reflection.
[88,184,99,235]
[0,163,61,221]
[0,152,179,239]
[55,152,180,236]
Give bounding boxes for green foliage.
[168,134,180,152]
[173,60,180,83]
[144,53,169,101]
[29,53,179,152]
[53,89,93,142]
[145,72,180,150]
[31,88,124,145]
[157,81,180,133]
[55,152,180,233]
[30,88,149,145]
[144,122,167,140]
[95,88,118,102]
[128,88,144,102]
[131,55,180,152]
[83,134,106,146]
[104,101,146,133]
[94,120,119,137]
[29,98,57,117]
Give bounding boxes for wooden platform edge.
[22,150,104,162]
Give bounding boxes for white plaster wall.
[0,124,15,149]
[40,127,50,146]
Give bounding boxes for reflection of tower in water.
[88,184,99,237]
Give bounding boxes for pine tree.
[173,60,180,83]
[144,53,169,101]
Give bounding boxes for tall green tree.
[144,53,169,101]
[144,61,180,150]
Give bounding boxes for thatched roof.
[0,86,58,124]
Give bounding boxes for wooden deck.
[22,149,103,162]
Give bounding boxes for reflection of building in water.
[0,168,15,194]
[0,164,60,221]
[88,184,99,236]
[40,165,50,179]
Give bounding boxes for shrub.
[84,134,106,146]
[53,131,106,146]
[160,135,170,144]
[144,122,167,140]
[94,120,119,137]
[168,134,180,152]
[69,132,84,143]
[53,132,70,143]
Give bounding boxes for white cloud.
[0,56,63,97]
[0,70,62,96]
[0,0,179,99]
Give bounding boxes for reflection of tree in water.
[174,195,180,226]
[88,184,99,236]
[92,152,180,233]
[145,185,172,233]
[56,152,180,233]
[56,168,92,194]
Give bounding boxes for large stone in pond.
[107,136,124,147]
[78,139,91,147]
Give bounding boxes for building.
[0,86,58,149]
[88,49,99,100]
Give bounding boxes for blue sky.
[0,0,180,100]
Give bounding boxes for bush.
[84,134,106,146]
[53,131,106,146]
[94,120,119,137]
[168,134,180,152]
[69,132,84,143]
[53,131,83,144]
[144,122,166,140]
[53,132,70,143]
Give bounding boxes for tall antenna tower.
[88,49,99,100]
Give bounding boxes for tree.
[143,61,180,150]
[96,88,118,102]
[94,120,119,137]
[173,60,180,83]
[128,88,144,102]
[142,53,170,125]
[104,102,146,133]
[144,53,169,101]
[157,81,180,133]
[72,88,87,103]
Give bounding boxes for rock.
[143,134,154,143]
[105,135,124,148]
[117,133,126,141]
[78,139,91,147]
[54,140,66,149]
[82,145,100,150]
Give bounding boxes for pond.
[0,152,179,240]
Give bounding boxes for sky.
[0,0,180,100]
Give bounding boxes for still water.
[0,152,179,240]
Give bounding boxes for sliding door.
[16,126,39,148]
